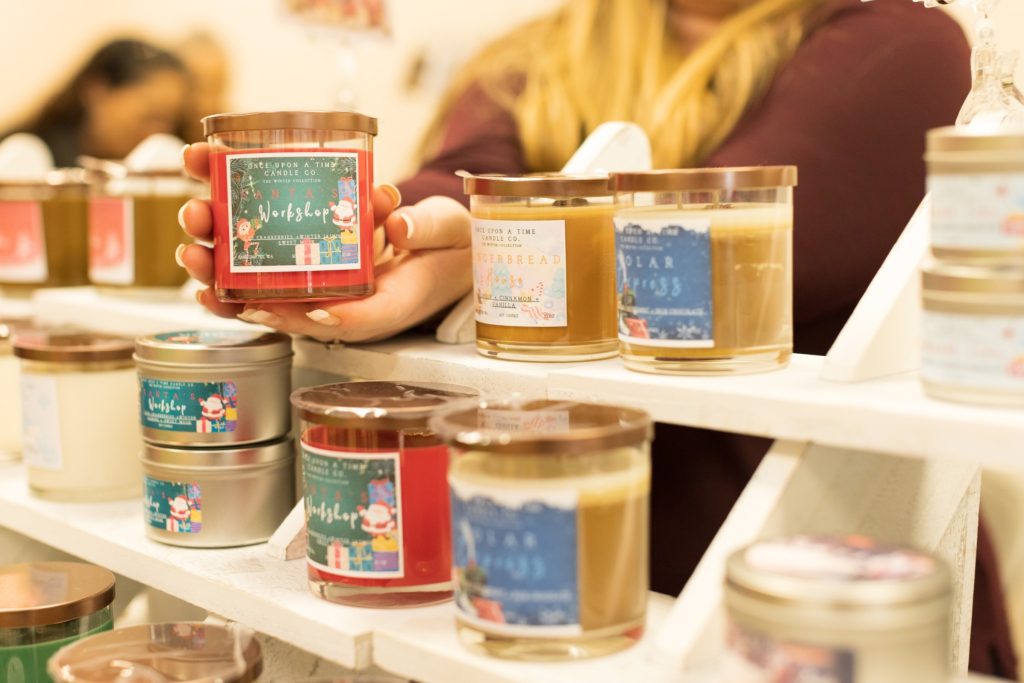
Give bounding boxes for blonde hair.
[425,0,823,170]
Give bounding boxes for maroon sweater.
[399,1,1017,676]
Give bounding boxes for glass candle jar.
[921,261,1024,406]
[49,622,263,682]
[462,173,618,361]
[926,126,1024,262]
[610,167,797,375]
[0,561,115,683]
[292,381,477,607]
[13,332,141,501]
[0,170,89,292]
[204,111,377,302]
[431,399,652,661]
[134,330,293,447]
[88,170,204,290]
[141,437,296,548]
[0,317,30,460]
[723,535,950,683]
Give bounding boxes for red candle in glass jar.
[291,381,478,608]
[203,111,377,302]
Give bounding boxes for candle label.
[19,373,63,471]
[88,197,135,285]
[922,310,1024,391]
[929,174,1024,250]
[0,200,47,283]
[145,478,203,534]
[722,620,854,683]
[449,478,582,636]
[139,379,239,433]
[471,218,568,327]
[302,444,406,578]
[614,217,714,347]
[226,152,362,274]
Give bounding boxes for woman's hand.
[177,143,473,342]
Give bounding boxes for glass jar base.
[621,348,791,376]
[922,381,1024,407]
[476,339,617,363]
[309,579,452,608]
[216,284,373,303]
[456,620,644,661]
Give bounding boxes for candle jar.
[13,332,141,501]
[88,171,204,291]
[723,535,950,683]
[610,167,797,375]
[921,261,1024,406]
[462,174,617,361]
[204,111,377,302]
[0,562,115,683]
[0,317,29,460]
[291,381,478,608]
[141,438,296,548]
[431,399,652,661]
[0,170,89,292]
[49,622,263,682]
[926,126,1024,262]
[134,330,293,447]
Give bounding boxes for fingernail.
[194,289,205,305]
[399,211,415,240]
[246,309,283,326]
[174,244,187,268]
[380,183,402,209]
[177,201,188,231]
[306,309,341,325]
[180,143,190,167]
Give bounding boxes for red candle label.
[0,200,47,283]
[88,197,135,285]
[226,152,362,274]
[302,444,405,579]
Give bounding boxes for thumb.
[383,195,472,251]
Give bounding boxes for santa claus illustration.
[167,495,192,532]
[359,502,396,537]
[330,198,357,231]
[196,394,226,432]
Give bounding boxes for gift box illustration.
[371,534,400,571]
[348,541,374,571]
[368,478,395,507]
[328,540,350,571]
[295,238,321,266]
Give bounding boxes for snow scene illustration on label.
[615,217,714,346]
[303,444,405,578]
[145,479,202,534]
[0,200,47,283]
[140,379,238,433]
[450,481,581,636]
[227,152,361,273]
[722,620,855,683]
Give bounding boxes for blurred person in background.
[174,32,230,143]
[6,38,187,165]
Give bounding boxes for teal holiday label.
[227,152,362,273]
[302,444,404,578]
[140,378,238,433]
[145,478,202,533]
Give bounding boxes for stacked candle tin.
[134,330,296,547]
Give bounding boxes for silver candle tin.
[134,330,292,447]
[141,437,296,548]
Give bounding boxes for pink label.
[88,197,134,284]
[0,200,47,282]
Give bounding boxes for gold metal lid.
[48,622,263,682]
[135,330,293,366]
[203,111,378,137]
[611,165,797,192]
[922,262,1024,294]
[430,398,653,455]
[13,331,135,363]
[926,125,1024,154]
[143,437,295,469]
[0,562,115,629]
[0,168,91,189]
[726,535,950,609]
[291,381,478,430]
[461,172,613,198]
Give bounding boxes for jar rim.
[922,262,1024,295]
[203,110,378,137]
[461,171,613,198]
[292,381,478,428]
[610,166,797,192]
[0,562,115,629]
[927,125,1024,154]
[13,331,135,363]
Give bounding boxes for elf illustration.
[234,217,262,266]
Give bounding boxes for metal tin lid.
[142,437,295,469]
[922,262,1024,294]
[430,398,653,455]
[48,622,262,682]
[134,330,293,366]
[291,381,478,429]
[610,166,798,192]
[461,172,613,198]
[726,535,950,609]
[12,331,135,363]
[203,110,378,137]
[926,125,1024,155]
[0,562,115,629]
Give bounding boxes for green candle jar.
[0,562,115,683]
